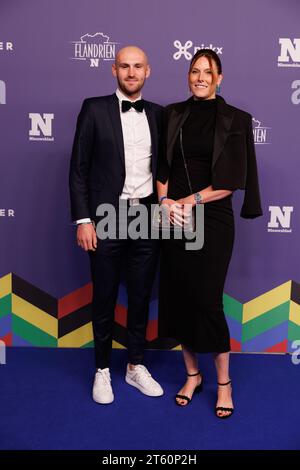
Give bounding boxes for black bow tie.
[121,99,144,113]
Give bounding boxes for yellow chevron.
[0,273,12,298]
[290,300,300,326]
[12,294,57,338]
[4,273,300,347]
[58,322,93,347]
[171,344,182,350]
[112,340,126,349]
[243,281,291,323]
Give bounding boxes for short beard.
[117,78,144,97]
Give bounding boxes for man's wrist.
[76,218,92,225]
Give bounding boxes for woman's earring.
[216,84,221,94]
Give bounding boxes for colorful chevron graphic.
[0,273,299,353]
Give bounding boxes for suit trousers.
[89,202,159,369]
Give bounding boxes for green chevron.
[81,340,94,348]
[12,314,57,347]
[242,301,289,343]
[0,294,11,319]
[288,321,300,342]
[223,294,243,322]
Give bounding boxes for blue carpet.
[0,348,299,450]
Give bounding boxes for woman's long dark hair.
[189,48,222,82]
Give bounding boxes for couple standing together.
[69,46,262,419]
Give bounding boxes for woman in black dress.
[157,49,262,418]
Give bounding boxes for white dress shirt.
[76,89,153,224]
[116,88,153,200]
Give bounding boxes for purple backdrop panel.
[0,0,299,350]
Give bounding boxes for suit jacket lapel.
[107,94,125,167]
[212,96,235,168]
[144,102,157,158]
[167,99,191,164]
[144,102,160,179]
[166,96,235,170]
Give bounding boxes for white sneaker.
[125,364,164,397]
[92,368,114,404]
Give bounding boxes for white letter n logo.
[29,113,54,137]
[268,206,293,229]
[278,38,300,63]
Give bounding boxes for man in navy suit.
[69,46,163,404]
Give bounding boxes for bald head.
[112,46,150,100]
[115,46,149,66]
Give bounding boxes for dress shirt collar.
[116,88,142,104]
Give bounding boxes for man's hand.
[77,223,97,251]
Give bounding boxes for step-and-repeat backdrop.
[0,0,299,353]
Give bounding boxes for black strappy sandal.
[215,380,234,419]
[175,371,203,406]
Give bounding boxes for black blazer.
[69,93,163,221]
[157,95,263,219]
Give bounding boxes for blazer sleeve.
[240,116,263,219]
[156,108,170,184]
[69,99,94,221]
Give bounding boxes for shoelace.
[132,366,153,383]
[96,370,111,386]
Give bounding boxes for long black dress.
[158,98,234,353]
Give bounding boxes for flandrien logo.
[70,32,119,68]
[0,80,6,104]
[278,38,300,67]
[268,206,293,233]
[29,113,54,142]
[252,118,271,145]
[173,40,223,61]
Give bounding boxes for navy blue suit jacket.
[69,93,163,221]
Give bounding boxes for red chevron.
[58,283,92,319]
[115,306,158,341]
[115,304,127,327]
[0,332,12,346]
[265,339,287,353]
[146,319,158,342]
[230,338,241,352]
